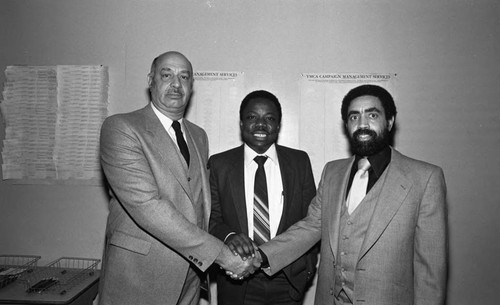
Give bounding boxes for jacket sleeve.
[300,152,320,271]
[259,161,326,275]
[414,167,448,305]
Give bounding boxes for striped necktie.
[253,156,270,246]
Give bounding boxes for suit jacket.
[208,144,319,304]
[98,104,224,305]
[260,148,448,305]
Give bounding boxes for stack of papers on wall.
[1,65,109,183]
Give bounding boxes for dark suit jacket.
[98,104,224,305]
[209,144,318,304]
[260,148,448,305]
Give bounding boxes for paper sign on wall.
[1,65,109,183]
[188,71,245,155]
[299,72,397,182]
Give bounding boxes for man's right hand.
[225,233,258,260]
[215,245,262,280]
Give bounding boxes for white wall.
[1,1,499,304]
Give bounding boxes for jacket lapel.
[329,157,355,257]
[230,146,249,234]
[143,105,192,203]
[276,146,294,234]
[183,119,210,225]
[358,149,412,260]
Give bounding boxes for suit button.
[188,177,191,181]
[193,258,198,263]
[189,255,193,260]
[198,262,203,267]
[330,289,334,295]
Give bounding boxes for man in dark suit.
[209,90,318,305]
[259,85,448,305]
[98,51,257,305]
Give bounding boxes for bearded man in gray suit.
[258,84,448,305]
[98,51,258,305]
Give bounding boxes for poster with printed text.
[189,71,245,155]
[1,65,108,184]
[299,72,397,183]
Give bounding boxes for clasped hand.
[217,233,262,280]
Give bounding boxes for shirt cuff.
[258,248,269,268]
[223,232,236,243]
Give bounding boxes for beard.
[349,128,390,156]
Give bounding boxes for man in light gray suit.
[258,84,448,305]
[98,51,258,305]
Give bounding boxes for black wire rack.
[0,255,41,289]
[21,257,100,295]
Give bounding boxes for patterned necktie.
[172,120,190,167]
[347,158,371,214]
[253,156,270,246]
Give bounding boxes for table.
[0,268,99,305]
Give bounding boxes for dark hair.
[239,90,282,122]
[341,84,397,122]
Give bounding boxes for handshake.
[215,233,265,280]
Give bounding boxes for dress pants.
[242,271,302,305]
[177,267,201,305]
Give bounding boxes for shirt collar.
[355,145,391,178]
[244,143,278,167]
[151,102,183,131]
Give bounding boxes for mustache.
[251,125,271,132]
[353,129,377,138]
[166,88,183,94]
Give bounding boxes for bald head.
[148,51,194,120]
[150,51,193,76]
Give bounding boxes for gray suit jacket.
[260,148,448,305]
[98,104,224,305]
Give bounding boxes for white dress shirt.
[151,102,186,149]
[244,143,284,240]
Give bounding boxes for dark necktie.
[253,156,270,246]
[172,120,190,167]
